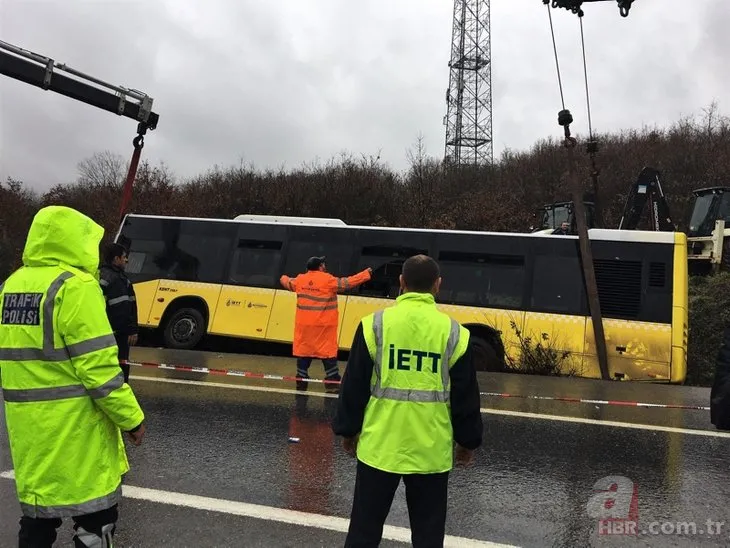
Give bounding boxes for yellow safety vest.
[356,292,470,474]
[0,205,144,518]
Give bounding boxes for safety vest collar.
[370,309,461,403]
[394,292,436,306]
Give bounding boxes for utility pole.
[443,0,493,166]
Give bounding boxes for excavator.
[531,166,730,274]
[617,166,675,232]
[530,199,597,234]
[531,166,674,234]
[686,187,730,274]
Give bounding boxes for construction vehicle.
[617,167,675,232]
[686,187,730,274]
[615,174,730,274]
[530,200,596,234]
[531,166,673,235]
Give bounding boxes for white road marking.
[485,408,730,438]
[130,375,730,439]
[0,470,514,548]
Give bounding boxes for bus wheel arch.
[463,324,507,373]
[160,297,209,350]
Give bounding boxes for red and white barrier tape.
[129,360,341,385]
[481,392,710,411]
[128,360,710,411]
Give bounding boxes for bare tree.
[406,132,435,226]
[77,151,126,188]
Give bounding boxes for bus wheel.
[471,336,504,372]
[163,307,206,350]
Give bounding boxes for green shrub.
[505,321,580,377]
[686,272,730,386]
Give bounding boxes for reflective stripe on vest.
[20,484,122,519]
[370,310,461,403]
[107,295,135,306]
[2,372,124,403]
[296,293,338,312]
[0,272,116,362]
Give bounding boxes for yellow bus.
[114,213,688,383]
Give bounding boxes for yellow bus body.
[119,215,688,383]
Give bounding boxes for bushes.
[505,321,580,377]
[686,273,730,386]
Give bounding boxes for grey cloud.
[0,0,725,193]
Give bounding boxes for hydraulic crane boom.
[0,38,160,220]
[0,39,159,130]
[544,0,635,17]
[618,167,675,231]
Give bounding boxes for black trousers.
[114,332,130,383]
[18,505,118,548]
[296,356,340,380]
[345,459,449,548]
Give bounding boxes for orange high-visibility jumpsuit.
[279,268,372,359]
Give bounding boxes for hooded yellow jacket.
[0,205,144,518]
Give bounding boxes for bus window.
[124,240,166,280]
[437,251,525,308]
[283,227,356,278]
[355,245,428,299]
[530,255,585,315]
[173,220,236,283]
[231,239,283,288]
[122,218,234,283]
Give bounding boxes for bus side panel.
[519,312,587,375]
[266,290,297,344]
[146,281,223,331]
[210,286,275,339]
[671,233,688,384]
[338,296,394,350]
[439,305,525,361]
[336,295,350,346]
[584,320,672,381]
[131,280,160,327]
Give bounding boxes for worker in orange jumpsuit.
[280,256,372,392]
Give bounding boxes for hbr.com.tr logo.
[586,476,639,535]
[586,476,726,537]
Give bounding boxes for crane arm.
[543,0,635,17]
[617,167,676,231]
[0,40,159,130]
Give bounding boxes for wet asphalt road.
[1,347,729,547]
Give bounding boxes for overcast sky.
[0,0,727,192]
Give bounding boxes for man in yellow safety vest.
[0,205,146,548]
[333,254,483,547]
